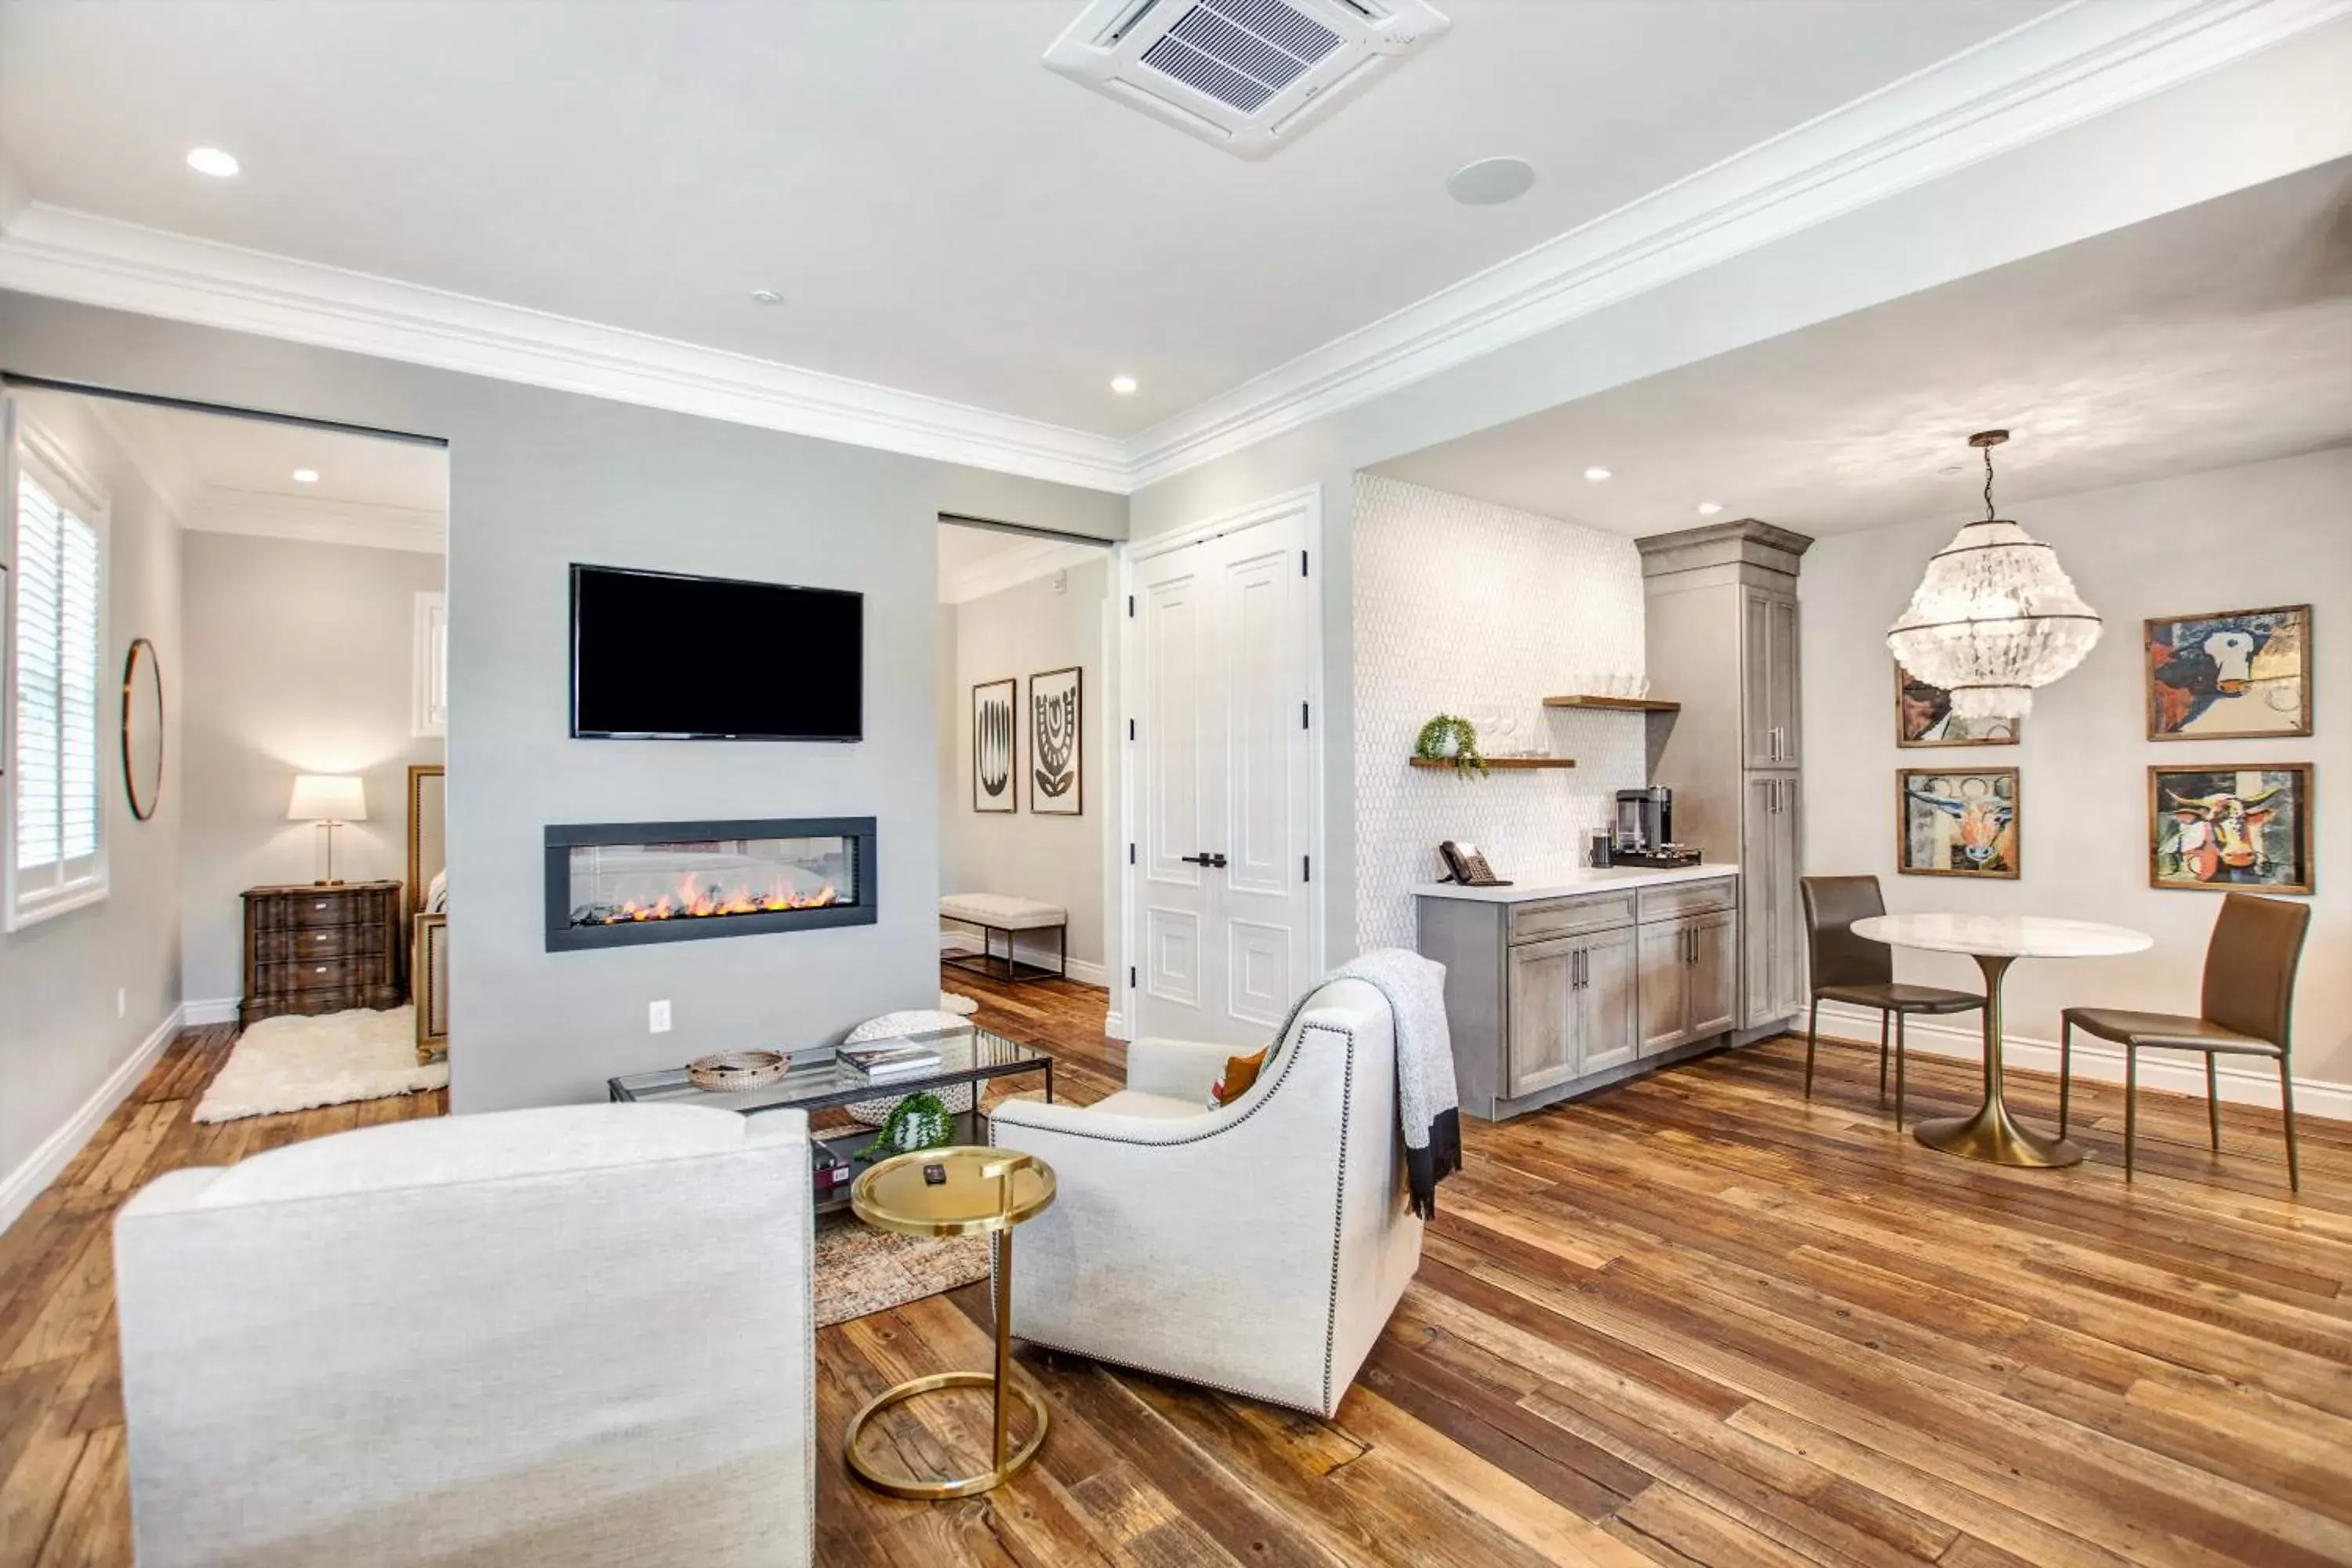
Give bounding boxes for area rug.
[194,1006,448,1123]
[938,989,979,1015]
[814,1211,989,1327]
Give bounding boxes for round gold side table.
[844,1145,1055,1500]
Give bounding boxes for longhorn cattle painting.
[1898,768,2020,880]
[2149,764,2313,895]
[2146,604,2311,740]
[1029,666,1083,815]
[972,678,1016,813]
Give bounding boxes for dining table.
[1850,912,2153,1168]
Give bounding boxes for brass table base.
[842,1370,1048,1501]
[1915,952,2082,1168]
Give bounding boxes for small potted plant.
[1414,713,1486,779]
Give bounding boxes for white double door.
[1127,499,1318,1047]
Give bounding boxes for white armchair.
[988,978,1421,1417]
[113,1104,814,1568]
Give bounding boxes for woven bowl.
[687,1049,789,1092]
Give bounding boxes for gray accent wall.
[0,389,183,1212]
[179,530,446,1007]
[0,291,1123,1116]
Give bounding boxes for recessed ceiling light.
[749,289,783,306]
[1109,375,1139,396]
[291,468,319,484]
[1697,502,1723,515]
[1446,156,1537,207]
[1584,466,1612,481]
[186,147,240,178]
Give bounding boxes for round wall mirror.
[122,637,165,822]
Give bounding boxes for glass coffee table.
[608,1024,1054,1214]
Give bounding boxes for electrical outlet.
[648,999,672,1034]
[116,987,127,1019]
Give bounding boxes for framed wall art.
[971,678,1016,813]
[2148,763,2313,895]
[2146,604,2311,740]
[1896,768,2020,879]
[1028,666,1082,815]
[1895,662,2020,747]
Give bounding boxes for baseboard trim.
[183,996,239,1026]
[1105,1010,1131,1042]
[1813,1002,2350,1124]
[0,1003,184,1233]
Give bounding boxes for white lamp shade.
[287,774,368,823]
[1886,517,2101,719]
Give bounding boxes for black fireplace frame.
[544,816,878,953]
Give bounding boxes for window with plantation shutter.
[9,423,109,928]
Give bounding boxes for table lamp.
[287,775,367,886]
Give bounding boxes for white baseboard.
[1813,1002,2350,1124]
[0,1003,184,1234]
[183,996,239,1026]
[1105,1010,1131,1042]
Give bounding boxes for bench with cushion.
[940,893,1067,984]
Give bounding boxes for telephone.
[1438,840,1510,887]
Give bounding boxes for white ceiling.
[26,390,449,551]
[938,518,1109,604]
[1374,157,2352,537]
[0,0,2051,437]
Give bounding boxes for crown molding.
[940,535,1109,604]
[1120,0,2352,487]
[0,0,2341,499]
[183,487,446,554]
[0,205,1132,495]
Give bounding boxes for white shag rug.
[195,1006,447,1123]
[938,990,979,1016]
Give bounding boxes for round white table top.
[1851,913,2152,960]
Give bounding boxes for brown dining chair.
[1801,875,1984,1120]
[2060,892,2310,1189]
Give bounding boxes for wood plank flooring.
[4,982,2347,1566]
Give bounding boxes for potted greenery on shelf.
[1414,713,1487,778]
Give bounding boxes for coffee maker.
[1611,787,1697,868]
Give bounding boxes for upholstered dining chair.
[1801,875,1984,1119]
[2060,892,2311,1189]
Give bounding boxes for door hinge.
[1301,701,1310,730]
[1127,717,1136,741]
[1127,842,1136,866]
[1127,594,1135,617]
[1129,966,1138,988]
[1301,550,1309,576]
[1303,855,1311,883]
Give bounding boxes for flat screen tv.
[570,564,863,741]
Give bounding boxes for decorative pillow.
[1210,1047,1269,1109]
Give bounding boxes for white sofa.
[988,977,1421,1417]
[113,1104,813,1568]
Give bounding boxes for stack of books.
[838,1041,942,1082]
[811,1139,851,1196]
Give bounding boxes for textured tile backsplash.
[1353,474,1648,952]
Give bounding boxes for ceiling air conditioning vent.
[1046,0,1450,160]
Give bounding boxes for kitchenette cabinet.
[1419,866,1740,1120]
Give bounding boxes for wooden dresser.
[241,881,404,1029]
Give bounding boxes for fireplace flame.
[592,877,840,925]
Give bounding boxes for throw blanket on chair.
[1273,948,1461,1219]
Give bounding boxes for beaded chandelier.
[1886,430,2100,720]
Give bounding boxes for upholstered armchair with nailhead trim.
[988,977,1421,1417]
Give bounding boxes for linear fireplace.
[544,817,877,952]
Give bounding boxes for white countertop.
[1853,913,2152,960]
[1411,862,1741,903]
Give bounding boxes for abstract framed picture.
[1028,666,1083,815]
[1896,768,2020,879]
[2148,763,2313,895]
[1895,663,2020,747]
[971,678,1016,813]
[2146,604,2311,741]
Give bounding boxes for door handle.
[1178,852,1229,868]
[1572,949,1584,989]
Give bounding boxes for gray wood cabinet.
[1742,771,1804,1028]
[1421,875,1738,1120]
[1742,587,1802,768]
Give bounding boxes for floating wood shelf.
[1542,695,1682,713]
[1409,756,1577,771]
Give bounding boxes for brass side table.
[844,1146,1055,1499]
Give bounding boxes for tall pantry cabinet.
[1636,521,1813,1034]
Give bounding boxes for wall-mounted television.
[570,564,863,741]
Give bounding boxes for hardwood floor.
[5,983,2348,1566]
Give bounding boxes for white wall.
[1801,447,2350,1103]
[1353,476,1646,951]
[941,556,1109,978]
[179,529,446,1008]
[0,390,183,1226]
